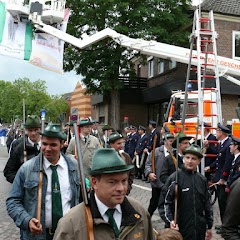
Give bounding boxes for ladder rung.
[186,114,197,117]
[201,51,214,54]
[202,87,217,91]
[205,154,217,158]
[199,18,211,23]
[202,75,216,79]
[189,80,198,83]
[200,39,213,43]
[201,63,215,67]
[207,140,218,144]
[204,114,217,117]
[203,100,217,104]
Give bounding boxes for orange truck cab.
[164,90,218,137]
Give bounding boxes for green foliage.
[0,78,68,123]
[64,0,192,94]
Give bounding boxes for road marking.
[132,183,152,191]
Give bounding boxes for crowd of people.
[1,115,239,240]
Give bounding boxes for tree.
[0,78,68,123]
[64,0,192,129]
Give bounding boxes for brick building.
[70,82,91,120]
[143,0,240,125]
[91,0,240,128]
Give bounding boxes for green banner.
[24,23,33,60]
[0,2,6,44]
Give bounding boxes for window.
[233,31,240,60]
[148,57,154,78]
[158,59,164,74]
[169,60,177,69]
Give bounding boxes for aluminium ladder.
[181,9,222,175]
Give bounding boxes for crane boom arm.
[33,19,240,77]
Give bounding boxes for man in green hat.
[6,123,80,240]
[66,118,101,177]
[145,133,174,217]
[108,132,134,194]
[160,132,192,184]
[54,148,154,240]
[4,115,42,183]
[159,144,213,240]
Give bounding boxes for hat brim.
[172,136,192,148]
[88,164,134,176]
[40,132,67,140]
[183,150,203,158]
[108,136,123,144]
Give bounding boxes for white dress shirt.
[43,154,72,228]
[95,194,122,229]
[28,137,41,150]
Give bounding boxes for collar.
[151,129,156,133]
[234,152,240,159]
[95,194,121,217]
[220,136,228,145]
[43,153,65,170]
[81,134,89,140]
[28,137,41,147]
[141,133,145,138]
[204,132,210,140]
[90,192,141,226]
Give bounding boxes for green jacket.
[53,195,154,240]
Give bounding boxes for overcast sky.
[1,0,202,95]
[0,54,81,95]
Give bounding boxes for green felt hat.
[163,133,174,140]
[172,132,192,148]
[108,132,123,143]
[78,118,93,127]
[88,149,134,175]
[183,144,203,158]
[102,124,111,131]
[25,115,41,128]
[40,123,67,140]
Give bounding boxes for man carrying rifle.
[54,148,154,240]
[159,145,213,240]
[4,115,42,183]
[144,120,160,154]
[160,133,191,184]
[6,123,80,240]
[145,133,174,217]
[66,118,101,176]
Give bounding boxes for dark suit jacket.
[210,137,234,182]
[146,129,160,152]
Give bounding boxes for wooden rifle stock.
[36,152,43,227]
[73,123,94,240]
[151,134,157,173]
[174,136,179,225]
[22,99,27,162]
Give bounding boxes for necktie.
[34,143,38,151]
[105,208,119,237]
[84,137,87,143]
[50,165,63,231]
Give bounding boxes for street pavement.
[0,144,223,239]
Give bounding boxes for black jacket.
[159,167,213,240]
[222,178,240,240]
[4,138,40,183]
[160,151,184,184]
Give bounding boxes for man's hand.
[170,221,179,231]
[203,140,209,148]
[218,179,226,185]
[205,229,212,240]
[204,166,210,172]
[29,218,42,235]
[143,148,148,153]
[148,173,156,182]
